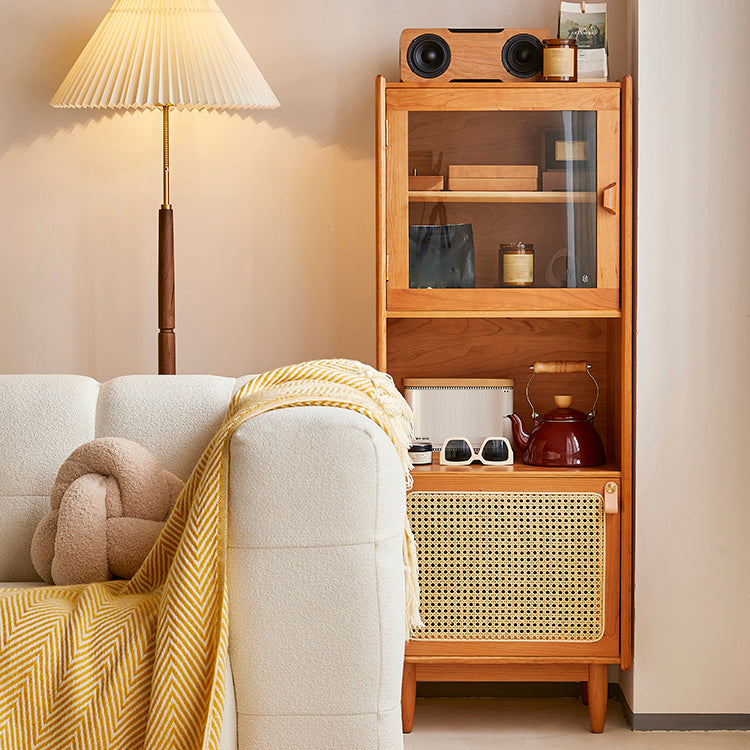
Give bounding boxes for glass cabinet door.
[384,87,621,313]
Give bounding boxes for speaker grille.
[407,491,605,642]
[406,33,452,79]
[501,33,544,79]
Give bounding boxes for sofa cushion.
[0,375,99,497]
[0,375,100,581]
[96,375,237,480]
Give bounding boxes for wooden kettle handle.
[532,361,589,374]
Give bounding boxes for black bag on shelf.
[408,223,475,289]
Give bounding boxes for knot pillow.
[31,437,184,585]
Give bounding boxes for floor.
[403,698,750,749]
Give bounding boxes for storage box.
[448,164,538,179]
[409,175,444,191]
[448,165,538,191]
[403,378,514,449]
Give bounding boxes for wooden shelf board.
[405,656,619,665]
[411,461,621,479]
[409,190,596,203]
[387,81,622,90]
[386,288,620,314]
[386,309,621,319]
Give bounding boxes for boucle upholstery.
[0,374,406,750]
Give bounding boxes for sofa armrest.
[226,405,406,750]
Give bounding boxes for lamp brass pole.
[158,104,175,375]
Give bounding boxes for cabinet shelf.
[409,190,597,204]
[412,461,622,479]
[386,288,620,315]
[386,309,621,319]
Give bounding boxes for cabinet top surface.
[411,462,622,478]
[381,78,625,90]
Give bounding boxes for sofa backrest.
[0,374,248,582]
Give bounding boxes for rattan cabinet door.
[406,485,620,659]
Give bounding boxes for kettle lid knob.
[553,394,573,409]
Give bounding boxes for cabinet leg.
[401,661,416,733]
[580,680,589,705]
[587,664,608,733]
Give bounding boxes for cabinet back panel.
[386,317,610,451]
[408,203,574,290]
[409,111,579,171]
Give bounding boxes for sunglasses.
[439,437,514,466]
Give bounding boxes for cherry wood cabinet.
[375,76,632,733]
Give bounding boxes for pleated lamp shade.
[51,0,279,110]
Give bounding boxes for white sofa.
[0,374,407,749]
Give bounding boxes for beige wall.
[0,0,627,380]
[630,0,750,715]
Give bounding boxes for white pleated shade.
[51,0,279,110]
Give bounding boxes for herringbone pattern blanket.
[0,359,419,749]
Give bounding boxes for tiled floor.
[404,698,750,749]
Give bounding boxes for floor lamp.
[50,0,279,374]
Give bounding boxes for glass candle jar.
[543,38,578,82]
[408,442,433,465]
[500,243,535,287]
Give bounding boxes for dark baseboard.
[615,684,750,731]
[630,714,750,731]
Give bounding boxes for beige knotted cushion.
[31,437,184,585]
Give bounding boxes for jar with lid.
[543,38,578,82]
[499,243,535,287]
[408,442,433,465]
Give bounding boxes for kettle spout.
[507,413,529,451]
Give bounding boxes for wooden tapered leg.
[401,661,416,733]
[580,680,589,705]
[587,664,608,733]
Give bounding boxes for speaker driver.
[406,33,451,79]
[501,33,543,79]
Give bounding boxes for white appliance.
[403,378,514,450]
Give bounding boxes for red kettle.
[508,361,606,467]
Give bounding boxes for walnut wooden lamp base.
[158,206,175,375]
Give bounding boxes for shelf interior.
[386,316,625,466]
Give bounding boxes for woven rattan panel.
[408,491,605,642]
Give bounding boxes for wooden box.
[448,164,538,191]
[409,175,444,191]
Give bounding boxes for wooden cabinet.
[375,76,632,733]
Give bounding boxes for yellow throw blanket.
[0,359,421,749]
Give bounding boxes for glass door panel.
[406,110,597,290]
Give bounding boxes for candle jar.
[543,38,577,82]
[408,442,433,465]
[500,243,535,287]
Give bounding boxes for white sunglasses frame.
[439,436,514,466]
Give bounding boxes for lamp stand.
[158,104,176,374]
